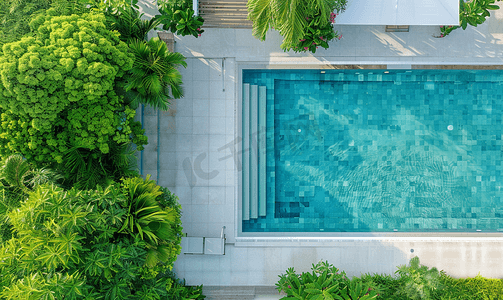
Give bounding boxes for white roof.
[336,0,460,25]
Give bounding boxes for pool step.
[250,85,258,219]
[243,84,267,220]
[258,86,266,217]
[242,84,250,221]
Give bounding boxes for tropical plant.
[0,0,51,48]
[0,0,105,49]
[277,260,355,299]
[337,279,379,300]
[439,25,460,37]
[165,271,206,300]
[460,0,501,29]
[0,154,62,243]
[0,13,147,167]
[119,175,183,268]
[0,180,184,299]
[122,37,187,110]
[87,0,139,12]
[247,0,347,51]
[438,273,503,299]
[394,256,444,300]
[437,0,501,37]
[291,11,342,53]
[60,142,140,190]
[105,4,161,43]
[156,0,205,37]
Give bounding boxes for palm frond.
[276,0,307,49]
[124,38,186,110]
[247,0,273,41]
[26,167,63,188]
[162,51,187,68]
[105,5,160,42]
[1,154,31,191]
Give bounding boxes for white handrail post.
[193,0,198,16]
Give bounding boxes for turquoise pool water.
[242,69,503,232]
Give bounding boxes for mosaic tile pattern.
[242,70,503,232]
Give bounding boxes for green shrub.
[438,273,503,300]
[165,271,205,300]
[104,4,160,43]
[0,12,147,166]
[122,37,187,110]
[394,256,444,300]
[0,154,62,243]
[277,259,503,300]
[156,0,205,38]
[0,177,183,299]
[0,0,51,48]
[119,175,182,268]
[247,0,347,52]
[276,260,379,299]
[59,142,140,190]
[290,11,341,53]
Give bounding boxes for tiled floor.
[136,0,503,296]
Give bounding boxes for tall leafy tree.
[0,13,147,166]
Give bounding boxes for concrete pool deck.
[137,1,503,298]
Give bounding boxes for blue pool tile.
[243,69,503,233]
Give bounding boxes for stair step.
[250,84,258,219]
[258,85,267,217]
[242,83,250,221]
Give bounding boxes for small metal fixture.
[410,249,414,253]
[385,25,410,32]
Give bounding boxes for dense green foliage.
[0,0,51,48]
[0,176,184,299]
[440,0,501,37]
[394,256,443,299]
[165,271,206,300]
[60,142,140,190]
[0,13,147,166]
[460,0,501,30]
[278,258,503,300]
[0,154,61,243]
[247,0,346,52]
[105,4,160,43]
[276,261,379,299]
[291,12,341,53]
[0,0,92,48]
[123,37,187,110]
[438,273,503,299]
[157,0,205,38]
[0,1,198,298]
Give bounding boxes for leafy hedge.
[277,257,503,300]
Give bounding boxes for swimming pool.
[240,69,503,234]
